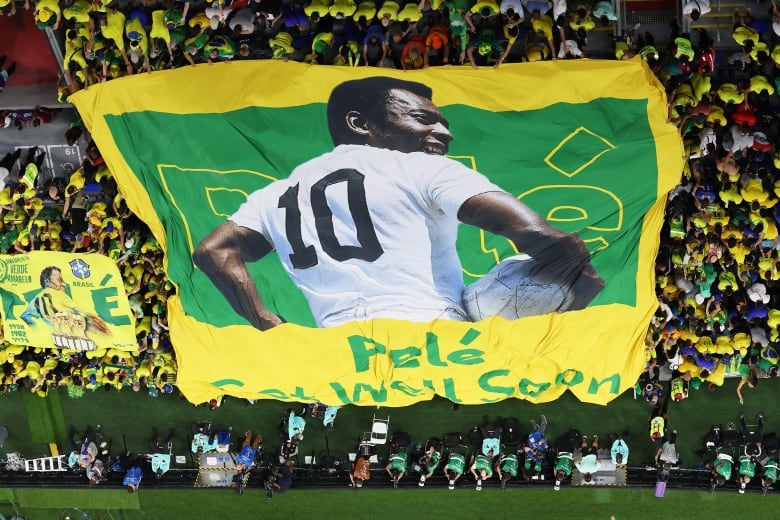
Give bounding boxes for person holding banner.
[193,76,604,330]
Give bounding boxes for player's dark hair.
[327,77,433,146]
[40,266,60,289]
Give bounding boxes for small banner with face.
[71,60,682,406]
[0,252,136,351]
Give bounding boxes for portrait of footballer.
[193,76,605,331]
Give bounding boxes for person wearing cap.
[349,453,371,488]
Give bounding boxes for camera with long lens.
[264,467,278,499]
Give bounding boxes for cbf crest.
[69,259,91,280]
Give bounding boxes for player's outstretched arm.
[458,191,605,310]
[193,221,282,331]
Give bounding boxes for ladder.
[24,455,67,472]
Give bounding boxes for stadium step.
[688,0,752,49]
[23,455,66,472]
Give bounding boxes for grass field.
[1,487,780,520]
[1,377,779,519]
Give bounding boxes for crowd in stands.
[10,0,627,95]
[2,0,780,408]
[640,6,780,406]
[0,133,176,399]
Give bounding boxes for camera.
[264,467,278,499]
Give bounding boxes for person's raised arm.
[192,220,282,331]
[458,191,604,310]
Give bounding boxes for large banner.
[0,252,136,351]
[71,60,682,406]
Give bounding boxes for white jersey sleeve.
[230,145,503,327]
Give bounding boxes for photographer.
[267,464,292,495]
[654,430,679,467]
[350,454,372,488]
[235,430,262,472]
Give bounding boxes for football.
[463,255,574,321]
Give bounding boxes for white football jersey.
[230,144,501,327]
